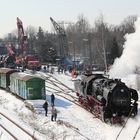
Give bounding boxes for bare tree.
[119,15,137,34]
[66,14,91,61]
[25,26,37,54]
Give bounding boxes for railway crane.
[50,17,72,68]
[0,42,16,68]
[16,17,41,70]
[50,17,69,57]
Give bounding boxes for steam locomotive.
[74,73,138,123]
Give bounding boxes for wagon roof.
[10,72,44,81]
[0,68,18,74]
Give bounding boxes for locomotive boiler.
[74,73,138,123]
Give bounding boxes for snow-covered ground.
[0,70,140,140]
[1,15,140,140]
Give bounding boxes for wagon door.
[27,88,34,99]
[27,87,39,99]
[1,74,6,88]
[18,80,26,99]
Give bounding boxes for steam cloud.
[109,17,140,79]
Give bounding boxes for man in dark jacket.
[43,101,48,116]
[51,93,55,106]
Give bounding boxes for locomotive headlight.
[121,89,124,92]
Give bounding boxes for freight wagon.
[10,72,46,99]
[0,68,18,90]
[0,68,46,100]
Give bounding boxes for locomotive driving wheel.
[101,107,112,123]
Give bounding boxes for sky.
[0,0,140,37]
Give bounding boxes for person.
[51,106,57,121]
[50,67,54,74]
[64,65,67,74]
[43,100,48,116]
[51,93,55,106]
[58,66,61,74]
[43,66,47,72]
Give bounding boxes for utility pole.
[83,33,92,70]
[101,24,108,73]
[69,41,75,67]
[88,33,92,68]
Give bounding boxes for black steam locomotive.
[74,73,138,123]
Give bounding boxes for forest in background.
[0,14,137,70]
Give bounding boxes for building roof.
[0,68,18,74]
[10,72,44,81]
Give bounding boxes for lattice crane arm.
[16,17,26,55]
[50,17,66,35]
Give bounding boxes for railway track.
[0,112,37,140]
[115,107,140,140]
[132,125,140,140]
[37,72,78,101]
[32,72,97,116]
[115,122,140,140]
[1,70,140,140]
[19,70,140,136]
[39,72,140,140]
[21,71,81,115]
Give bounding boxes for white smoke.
[109,17,140,79]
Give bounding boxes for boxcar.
[0,68,18,90]
[10,72,46,100]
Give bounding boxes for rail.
[0,112,37,140]
[40,72,98,116]
[115,106,140,140]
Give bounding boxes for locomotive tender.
[74,73,138,123]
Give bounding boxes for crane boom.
[50,17,69,57]
[16,17,41,71]
[50,17,66,35]
[16,17,26,55]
